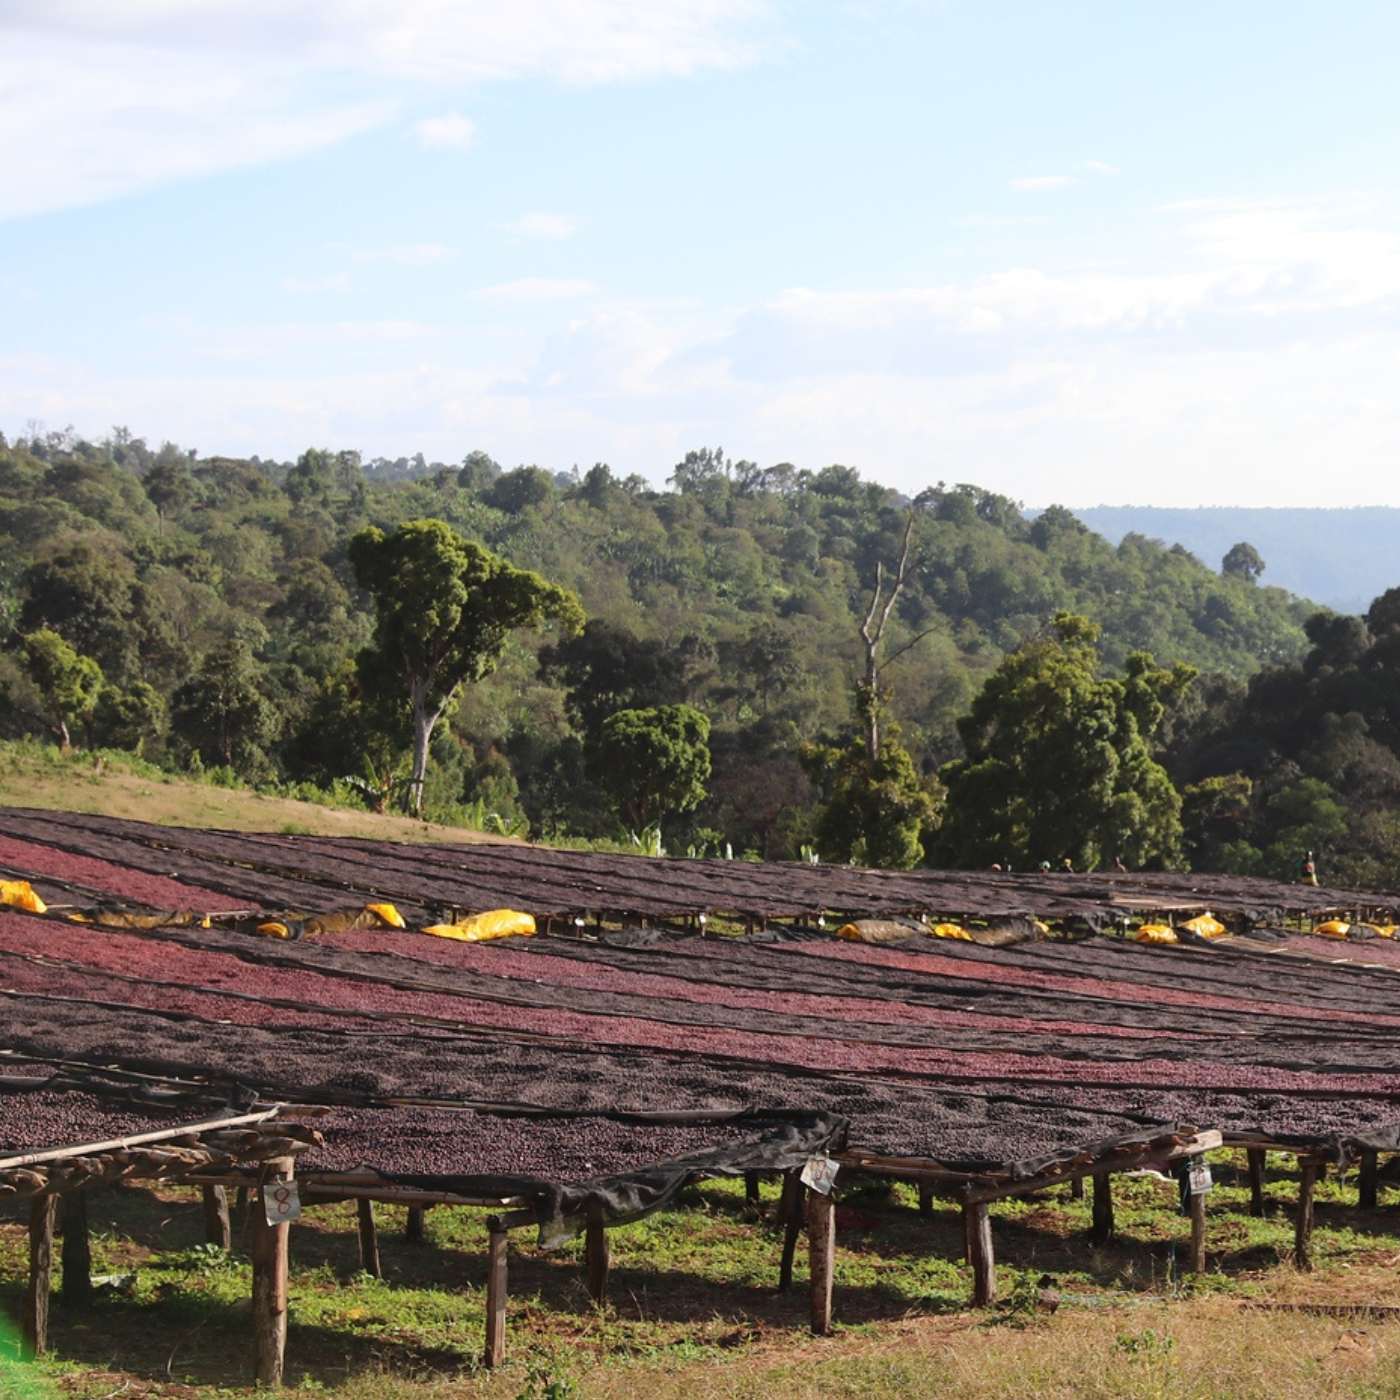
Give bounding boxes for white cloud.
[414,112,476,150]
[352,243,455,266]
[478,278,598,301]
[280,272,352,293]
[506,212,581,241]
[1,2,769,220]
[1082,159,1120,176]
[1010,175,1073,191]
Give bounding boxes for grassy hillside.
[1073,505,1400,614]
[0,741,498,843]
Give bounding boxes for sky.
[3,0,1400,507]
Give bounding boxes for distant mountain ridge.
[1071,507,1400,615]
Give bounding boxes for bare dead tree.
[857,511,915,760]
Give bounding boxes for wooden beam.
[357,1198,382,1279]
[1247,1149,1266,1217]
[202,1184,232,1250]
[1359,1151,1379,1211]
[807,1189,835,1336]
[1295,1162,1318,1271]
[1070,1175,1084,1201]
[585,1213,610,1304]
[404,1206,426,1243]
[778,1170,805,1293]
[251,1156,294,1388]
[60,1191,92,1307]
[918,1183,933,1217]
[966,1200,995,1307]
[745,1171,761,1205]
[0,1107,282,1171]
[483,1223,508,1369]
[1090,1172,1114,1246]
[22,1193,57,1358]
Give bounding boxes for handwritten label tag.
[263,1180,302,1224]
[1187,1159,1213,1195]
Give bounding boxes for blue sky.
[4,0,1400,506]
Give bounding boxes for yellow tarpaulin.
[1180,913,1227,939]
[0,880,46,915]
[1134,923,1179,945]
[930,922,973,941]
[1314,919,1350,939]
[422,909,536,942]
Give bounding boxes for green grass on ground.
[6,1156,1400,1398]
[0,741,500,845]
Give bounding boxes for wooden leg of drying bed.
[966,1200,996,1307]
[61,1191,92,1306]
[483,1224,508,1369]
[1360,1152,1379,1211]
[1187,1189,1207,1274]
[918,1183,934,1217]
[251,1158,294,1388]
[585,1214,610,1304]
[357,1198,382,1278]
[1070,1176,1084,1201]
[203,1185,232,1251]
[807,1189,835,1336]
[778,1171,805,1292]
[22,1193,57,1358]
[1090,1172,1114,1246]
[745,1171,761,1205]
[1247,1149,1267,1217]
[1295,1163,1318,1272]
[405,1206,426,1243]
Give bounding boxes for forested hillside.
[0,428,1315,863]
[1073,506,1400,615]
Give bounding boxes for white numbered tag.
[263,1180,302,1224]
[1187,1160,1213,1195]
[800,1155,840,1196]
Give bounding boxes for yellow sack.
[1374,924,1398,939]
[1134,924,1179,945]
[930,922,973,941]
[1315,919,1350,939]
[1180,913,1227,939]
[0,880,46,915]
[256,920,295,940]
[364,902,405,930]
[422,908,536,942]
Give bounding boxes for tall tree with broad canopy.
[350,519,583,816]
[15,629,104,752]
[589,704,711,833]
[937,613,1194,870]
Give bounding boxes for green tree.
[170,639,281,772]
[92,680,167,754]
[1221,541,1265,583]
[589,704,711,832]
[803,727,942,869]
[937,613,1193,869]
[349,519,583,816]
[15,628,104,751]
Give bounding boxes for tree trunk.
[57,720,72,755]
[408,693,442,818]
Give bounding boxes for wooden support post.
[585,1213,611,1304]
[918,1183,934,1217]
[356,1198,382,1278]
[483,1223,508,1369]
[251,1157,294,1388]
[807,1188,835,1336]
[1247,1149,1267,1217]
[1295,1162,1318,1271]
[1187,1187,1207,1274]
[1090,1172,1114,1246]
[745,1171,761,1205]
[22,1193,58,1358]
[966,1200,995,1307]
[60,1191,92,1306]
[1070,1175,1084,1201]
[203,1184,232,1250]
[405,1205,426,1243]
[778,1170,805,1292]
[1360,1152,1379,1211]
